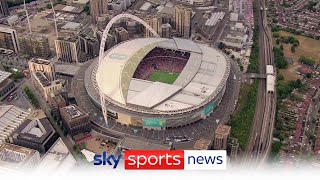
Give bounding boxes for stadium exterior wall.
[84,59,227,130]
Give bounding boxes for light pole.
[49,0,59,39]
[23,0,32,34]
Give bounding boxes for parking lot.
[85,138,117,154]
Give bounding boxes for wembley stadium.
[84,37,231,130]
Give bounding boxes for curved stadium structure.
[85,37,231,130]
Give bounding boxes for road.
[19,78,85,165]
[246,0,277,167]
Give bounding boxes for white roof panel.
[128,78,153,92]
[96,38,230,113]
[127,82,182,108]
[171,92,205,106]
[96,38,166,104]
[154,100,193,111]
[173,38,202,53]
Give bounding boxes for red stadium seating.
[133,48,190,80]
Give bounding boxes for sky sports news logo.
[93,150,227,170]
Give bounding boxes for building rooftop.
[215,124,231,136]
[35,72,51,87]
[13,110,55,144]
[0,105,30,144]
[194,138,212,150]
[72,0,89,4]
[0,70,11,83]
[55,64,80,76]
[0,26,15,33]
[61,22,81,30]
[54,4,84,14]
[0,143,39,169]
[56,36,79,42]
[19,33,48,41]
[29,58,52,66]
[35,138,76,172]
[60,105,88,121]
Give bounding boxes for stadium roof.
[127,82,182,108]
[96,38,230,113]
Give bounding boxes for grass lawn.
[272,30,320,82]
[273,31,320,62]
[148,71,180,84]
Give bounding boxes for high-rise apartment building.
[228,138,239,160]
[78,28,99,58]
[55,36,80,64]
[144,15,162,38]
[0,71,14,100]
[174,5,192,39]
[161,23,172,38]
[60,105,90,136]
[32,72,63,101]
[19,34,50,58]
[0,0,9,17]
[115,27,129,43]
[28,58,56,82]
[12,110,59,154]
[214,124,231,150]
[0,27,20,53]
[90,0,109,24]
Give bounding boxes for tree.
[299,56,315,66]
[273,47,288,69]
[276,39,280,45]
[271,26,280,32]
[280,44,283,50]
[240,65,244,71]
[63,129,68,136]
[272,18,278,23]
[277,73,284,81]
[84,5,90,12]
[218,42,225,49]
[306,73,312,78]
[273,32,280,38]
[46,3,52,9]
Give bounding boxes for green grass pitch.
[148,71,180,84]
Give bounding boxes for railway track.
[246,0,277,167]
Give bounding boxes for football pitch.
[148,71,180,84]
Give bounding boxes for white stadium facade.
[85,37,231,130]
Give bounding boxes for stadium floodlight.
[23,0,32,34]
[49,0,59,38]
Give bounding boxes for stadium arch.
[98,13,160,126]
